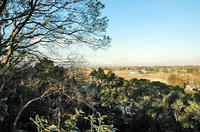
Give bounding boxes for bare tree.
[0,0,111,65]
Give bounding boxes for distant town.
[83,66,200,93]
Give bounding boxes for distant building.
[185,85,199,92]
[129,72,139,75]
[86,67,93,71]
[140,69,149,74]
[182,69,187,73]
[159,68,166,72]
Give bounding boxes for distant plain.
[84,66,200,85]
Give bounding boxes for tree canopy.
[0,0,111,65]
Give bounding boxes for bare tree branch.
[13,88,53,132]
[0,0,110,66]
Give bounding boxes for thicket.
[90,68,200,132]
[1,60,200,131]
[0,59,116,132]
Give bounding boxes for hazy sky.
[62,0,200,66]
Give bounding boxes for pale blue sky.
[63,0,200,66]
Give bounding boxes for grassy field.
[83,66,200,85]
[110,71,168,83]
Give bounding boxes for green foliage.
[0,58,92,131]
[84,112,116,132]
[90,69,200,131]
[30,109,116,132]
[172,100,200,129]
[64,109,84,131]
[1,64,200,132]
[30,115,60,132]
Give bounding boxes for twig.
[13,88,52,132]
[0,84,4,93]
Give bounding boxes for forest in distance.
[1,0,200,132]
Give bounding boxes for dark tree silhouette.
[0,0,111,65]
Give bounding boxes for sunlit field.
[84,66,200,85]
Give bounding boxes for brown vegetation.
[84,66,200,87]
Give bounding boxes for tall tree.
[0,0,111,65]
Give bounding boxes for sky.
[64,0,200,66]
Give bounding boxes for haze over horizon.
[60,0,200,66]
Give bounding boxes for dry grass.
[82,66,200,85]
[113,71,168,83]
